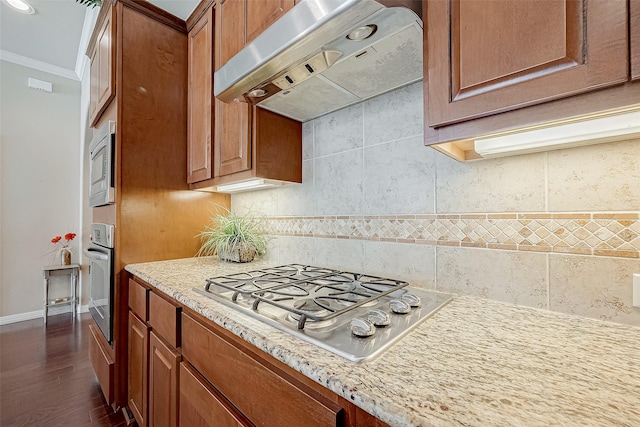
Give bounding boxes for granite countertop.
[125,257,640,427]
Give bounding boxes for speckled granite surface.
[125,257,640,427]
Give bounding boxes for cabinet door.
[187,7,214,184]
[89,47,99,122]
[148,332,180,427]
[128,312,149,427]
[426,0,629,127]
[632,0,640,81]
[215,0,246,70]
[179,362,251,427]
[246,0,295,44]
[214,99,252,177]
[90,5,116,126]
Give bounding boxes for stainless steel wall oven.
[85,223,115,344]
[89,121,115,208]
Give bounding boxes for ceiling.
[0,0,198,80]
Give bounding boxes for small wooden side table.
[42,264,80,324]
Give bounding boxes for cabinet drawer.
[89,323,114,405]
[179,362,251,427]
[182,313,343,427]
[129,279,149,320]
[148,291,181,348]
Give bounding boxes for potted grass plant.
[196,207,267,263]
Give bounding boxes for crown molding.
[75,7,99,81]
[0,49,80,81]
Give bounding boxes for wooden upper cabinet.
[215,0,246,70]
[214,0,252,177]
[426,0,629,127]
[187,7,214,184]
[245,0,294,44]
[214,99,252,177]
[632,0,640,81]
[89,5,116,127]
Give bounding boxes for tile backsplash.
[233,82,640,326]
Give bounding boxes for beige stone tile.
[363,136,436,215]
[363,81,424,146]
[261,235,279,264]
[436,153,546,213]
[363,241,436,288]
[549,255,640,326]
[314,103,363,157]
[277,160,314,217]
[436,247,548,308]
[314,149,363,216]
[547,139,640,211]
[277,235,315,265]
[231,188,279,217]
[314,237,365,271]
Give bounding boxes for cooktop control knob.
[350,318,376,337]
[401,293,421,307]
[389,299,411,314]
[368,309,391,327]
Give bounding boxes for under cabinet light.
[216,179,285,193]
[474,110,640,158]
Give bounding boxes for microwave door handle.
[84,248,109,261]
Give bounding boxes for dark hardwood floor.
[0,312,126,426]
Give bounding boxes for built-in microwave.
[89,121,115,207]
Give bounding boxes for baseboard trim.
[0,304,90,325]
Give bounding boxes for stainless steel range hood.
[213,0,423,123]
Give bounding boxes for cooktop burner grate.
[196,264,453,362]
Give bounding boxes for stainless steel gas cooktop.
[194,264,452,362]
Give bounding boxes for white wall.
[0,60,81,320]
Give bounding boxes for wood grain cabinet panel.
[181,313,344,427]
[148,332,180,427]
[632,0,640,81]
[129,279,149,320]
[89,323,114,406]
[215,0,246,70]
[245,0,294,44]
[214,99,252,177]
[426,0,629,127]
[89,5,116,127]
[128,312,149,427]
[179,362,252,427]
[187,7,214,183]
[148,292,181,348]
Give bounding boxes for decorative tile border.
[260,213,640,259]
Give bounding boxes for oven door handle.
[84,247,109,261]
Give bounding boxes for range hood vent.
[213,0,423,122]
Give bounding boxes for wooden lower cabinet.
[179,362,251,427]
[129,278,389,427]
[148,332,181,427]
[181,312,344,427]
[128,312,149,427]
[89,323,114,406]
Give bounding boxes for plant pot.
[219,245,256,263]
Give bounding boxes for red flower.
[64,233,76,241]
[51,236,62,244]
